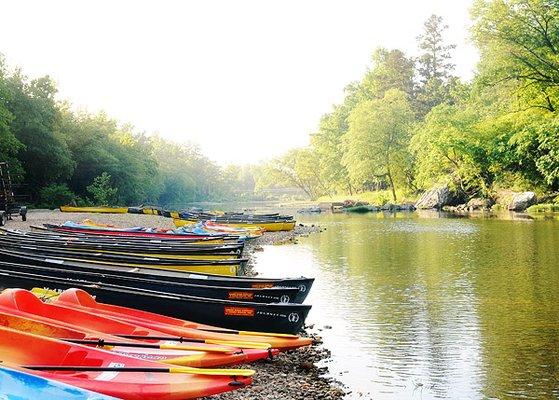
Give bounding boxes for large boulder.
[415,185,460,210]
[508,191,536,212]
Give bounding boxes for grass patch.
[526,203,559,213]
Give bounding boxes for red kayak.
[44,224,220,240]
[0,326,252,399]
[0,289,275,365]
[0,307,249,368]
[56,288,312,351]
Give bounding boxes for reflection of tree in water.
[304,214,559,399]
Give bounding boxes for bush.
[86,172,118,205]
[38,183,78,209]
[526,204,559,213]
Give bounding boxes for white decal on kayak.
[45,258,64,264]
[297,284,307,293]
[187,274,207,279]
[280,295,290,303]
[288,313,300,323]
[94,362,125,381]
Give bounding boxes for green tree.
[0,56,24,176]
[4,72,74,194]
[86,172,118,205]
[39,183,78,208]
[258,148,329,200]
[342,89,415,201]
[415,15,457,116]
[411,101,495,195]
[362,48,416,100]
[472,0,559,112]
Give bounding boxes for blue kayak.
[0,366,117,399]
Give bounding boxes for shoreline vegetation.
[255,5,559,212]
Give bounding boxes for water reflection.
[253,213,559,399]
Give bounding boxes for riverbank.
[6,210,344,400]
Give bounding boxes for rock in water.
[415,185,457,210]
[466,197,493,211]
[508,191,536,211]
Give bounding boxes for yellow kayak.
[60,206,129,214]
[46,255,241,276]
[142,207,163,215]
[173,219,296,232]
[59,247,240,260]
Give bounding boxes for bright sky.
[0,0,477,165]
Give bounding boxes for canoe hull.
[59,206,129,214]
[0,248,313,303]
[0,326,251,400]
[0,261,299,303]
[0,365,116,399]
[0,270,311,333]
[173,219,296,232]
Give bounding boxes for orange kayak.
[0,326,252,399]
[56,288,312,351]
[0,289,275,365]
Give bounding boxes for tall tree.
[415,15,457,116]
[342,89,415,201]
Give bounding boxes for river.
[252,211,559,399]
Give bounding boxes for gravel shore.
[6,210,344,400]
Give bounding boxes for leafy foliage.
[39,183,78,208]
[264,6,559,201]
[342,89,415,201]
[86,172,118,205]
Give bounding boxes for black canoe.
[0,269,311,333]
[0,260,300,303]
[0,248,313,303]
[0,234,244,256]
[0,243,248,267]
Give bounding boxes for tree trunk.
[386,163,397,202]
[347,180,353,196]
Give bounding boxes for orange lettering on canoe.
[250,283,274,289]
[228,291,254,300]
[224,307,256,317]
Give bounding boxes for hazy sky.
[0,0,477,165]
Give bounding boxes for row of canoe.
[59,206,297,232]
[0,226,312,333]
[0,218,314,398]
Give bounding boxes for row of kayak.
[59,205,297,232]
[0,288,312,399]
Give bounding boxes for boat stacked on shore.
[0,215,314,399]
[60,205,297,232]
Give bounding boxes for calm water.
[253,212,559,399]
